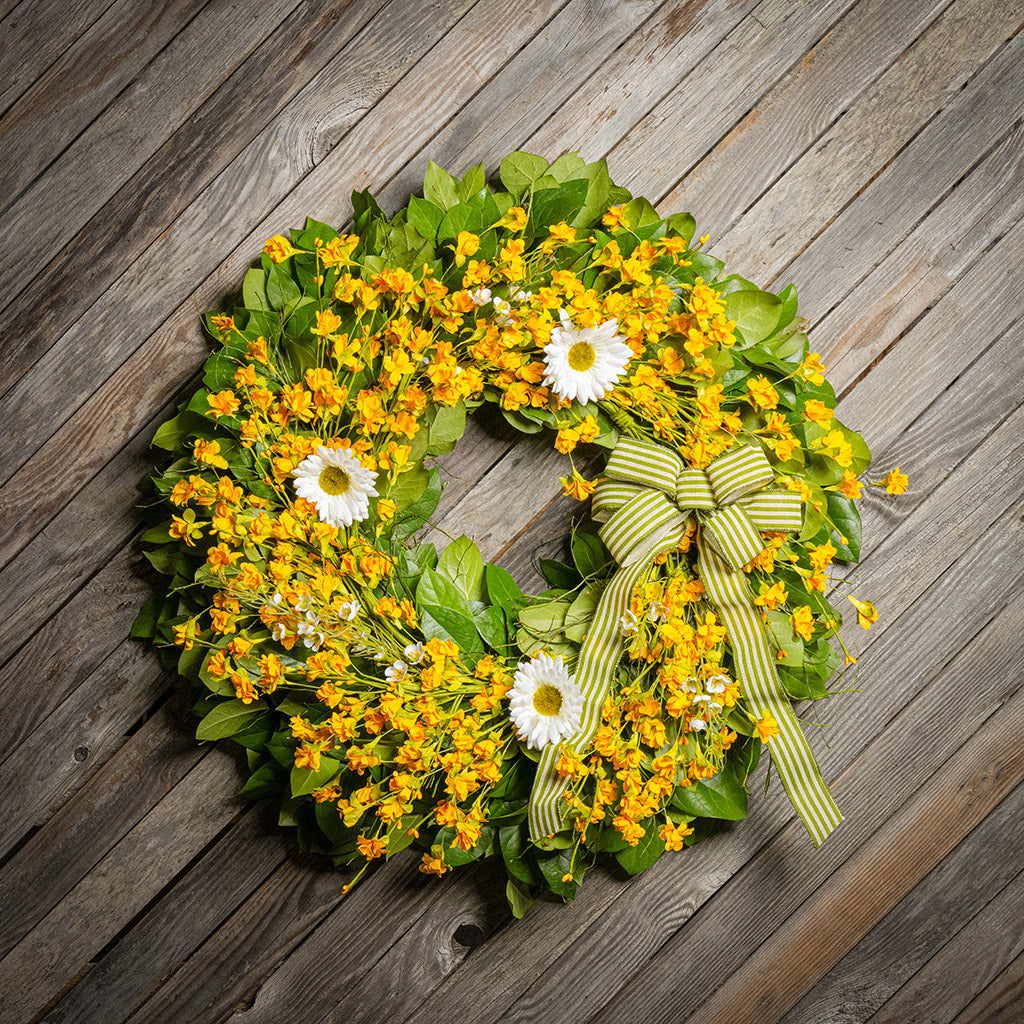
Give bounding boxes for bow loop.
[704,443,774,505]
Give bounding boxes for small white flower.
[468,287,492,306]
[510,287,532,302]
[647,601,670,623]
[271,621,287,642]
[339,599,360,621]
[291,446,378,529]
[508,653,584,750]
[690,719,708,733]
[620,610,639,635]
[541,310,633,404]
[493,297,513,325]
[706,674,729,695]
[385,660,408,682]
[404,642,426,663]
[294,594,312,612]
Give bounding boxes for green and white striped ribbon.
[527,437,842,847]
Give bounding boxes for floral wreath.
[134,151,907,915]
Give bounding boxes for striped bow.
[527,437,842,847]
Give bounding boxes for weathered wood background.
[1,0,1022,1021]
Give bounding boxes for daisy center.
[318,466,351,496]
[567,341,596,372]
[533,683,563,716]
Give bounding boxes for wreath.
[133,151,906,915]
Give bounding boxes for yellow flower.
[206,390,240,419]
[800,351,826,385]
[802,399,834,427]
[263,234,301,262]
[560,471,596,501]
[746,375,779,410]
[884,467,908,495]
[755,712,779,743]
[311,309,343,337]
[193,438,229,469]
[791,605,815,641]
[454,231,480,259]
[848,595,878,629]
[497,206,528,231]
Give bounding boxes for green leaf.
[531,180,589,233]
[564,583,601,643]
[423,160,460,210]
[237,762,283,800]
[427,400,467,451]
[392,467,442,538]
[151,409,207,450]
[826,490,863,562]
[499,823,543,884]
[485,563,525,610]
[673,762,749,821]
[290,755,341,797]
[539,558,581,590]
[475,605,508,651]
[571,529,610,579]
[506,876,536,919]
[459,162,486,201]
[666,211,696,244]
[242,268,270,311]
[499,151,550,196]
[265,260,301,311]
[548,153,587,182]
[725,289,783,347]
[615,821,665,875]
[536,847,577,899]
[196,699,270,741]
[437,535,485,601]
[620,196,661,230]
[407,195,444,242]
[416,568,483,656]
[765,609,804,669]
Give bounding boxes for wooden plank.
[0,745,242,1024]
[39,803,295,1024]
[0,0,211,207]
[527,0,764,160]
[0,397,173,663]
[951,949,1024,1024]
[0,0,303,310]
[122,851,348,1024]
[0,0,561,508]
[310,860,508,1024]
[0,693,204,955]
[131,852,470,1024]
[702,0,1022,288]
[778,784,1024,1024]
[0,545,152,755]
[779,24,1024,318]
[373,0,760,210]
[0,637,172,862]
[0,0,390,399]
[0,0,114,114]
[836,215,1024,455]
[661,0,951,240]
[861,859,1024,1024]
[812,117,1024,393]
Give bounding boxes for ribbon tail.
[527,520,687,841]
[699,543,842,846]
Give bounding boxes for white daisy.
[291,446,378,528]
[508,653,584,749]
[541,310,633,404]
